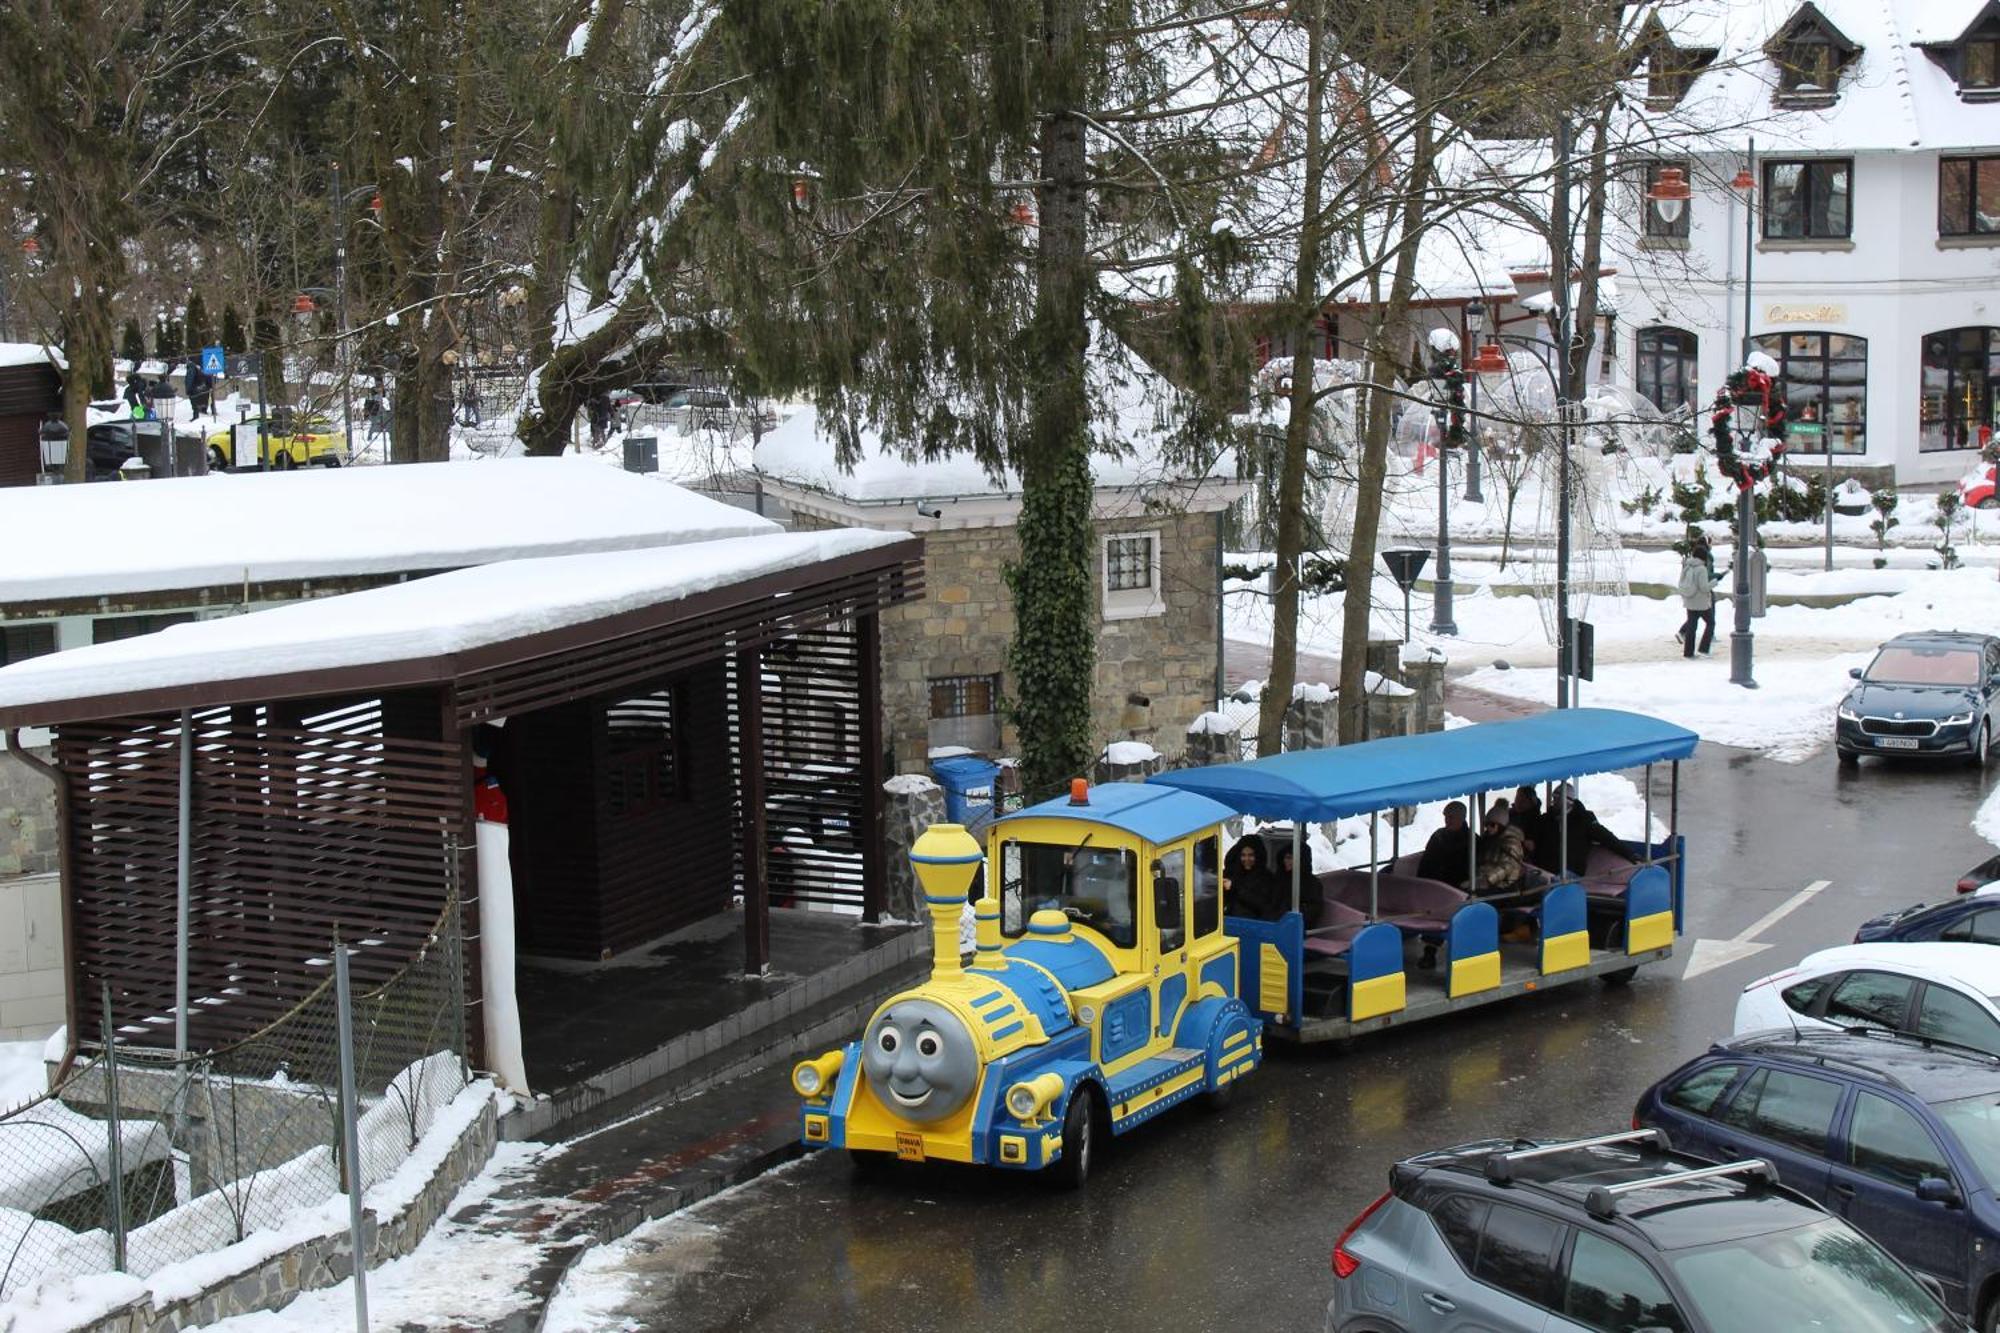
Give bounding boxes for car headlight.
[1945,712,1975,727]
[1837,705,1860,722]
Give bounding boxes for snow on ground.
[186,1141,552,1333]
[0,1042,46,1112]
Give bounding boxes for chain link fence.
[0,898,467,1303]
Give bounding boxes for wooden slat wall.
[735,625,868,911]
[56,695,465,1051]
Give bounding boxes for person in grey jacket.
[1677,534,1717,657]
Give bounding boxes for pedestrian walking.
[1677,533,1717,658]
[124,374,151,419]
[587,391,614,447]
[183,357,212,417]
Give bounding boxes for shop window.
[1635,326,1699,416]
[1753,331,1867,454]
[929,673,1001,753]
[1940,157,2000,236]
[1920,327,2000,454]
[1763,159,1851,240]
[0,623,57,667]
[1639,161,1692,240]
[91,612,196,645]
[1103,531,1164,621]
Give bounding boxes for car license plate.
[895,1132,925,1162]
[1876,736,1920,750]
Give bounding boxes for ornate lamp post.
[1463,300,1488,501]
[1427,331,1466,635]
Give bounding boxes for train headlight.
[1006,1072,1065,1125]
[1078,1005,1098,1025]
[793,1049,844,1099]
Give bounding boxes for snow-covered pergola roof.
[0,529,920,727]
[0,344,62,371]
[0,457,779,607]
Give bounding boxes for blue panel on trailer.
[1148,709,1699,822]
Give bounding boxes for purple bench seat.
[1302,900,1369,957]
[1321,868,1467,933]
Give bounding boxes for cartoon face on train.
[860,996,979,1123]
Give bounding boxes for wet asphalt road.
[567,742,1998,1332]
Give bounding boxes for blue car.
[1636,1028,2000,1328]
[1859,892,2000,945]
[1837,631,2000,768]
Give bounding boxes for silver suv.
[1328,1129,1965,1332]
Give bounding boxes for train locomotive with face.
[792,781,1264,1186]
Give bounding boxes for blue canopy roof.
[1148,708,1698,823]
[995,781,1239,846]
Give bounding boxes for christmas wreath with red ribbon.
[1708,362,1790,486]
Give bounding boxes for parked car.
[206,407,345,470]
[1326,1128,1963,1332]
[1837,631,2000,768]
[1638,1028,2000,1327]
[611,380,692,408]
[1961,462,1997,511]
[659,387,777,434]
[1961,852,2000,896]
[1735,942,2000,1056]
[1859,889,2000,944]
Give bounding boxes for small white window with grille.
[1102,530,1164,620]
[928,673,1001,752]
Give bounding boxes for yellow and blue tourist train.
[794,779,1263,1185]
[795,708,1697,1180]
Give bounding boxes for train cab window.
[1154,848,1186,952]
[1192,835,1221,938]
[998,840,1139,948]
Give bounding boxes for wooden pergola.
[0,534,924,1064]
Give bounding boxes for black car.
[1858,892,2000,944]
[1636,1029,2000,1328]
[1837,631,2000,768]
[1328,1127,1964,1331]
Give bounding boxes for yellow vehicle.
[207,409,345,470]
[794,781,1263,1187]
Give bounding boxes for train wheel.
[1049,1090,1099,1191]
[1602,966,1639,988]
[848,1150,894,1178]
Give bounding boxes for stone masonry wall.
[794,510,1221,773]
[0,745,57,878]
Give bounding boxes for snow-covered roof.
[755,325,1233,503]
[0,458,779,606]
[0,344,60,371]
[1644,0,2000,152]
[0,529,909,718]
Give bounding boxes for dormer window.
[1766,4,1860,108]
[1631,16,1717,109]
[1967,35,2000,88]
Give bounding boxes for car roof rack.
[1582,1158,1775,1220]
[1484,1129,1667,1185]
[1728,1032,1913,1089]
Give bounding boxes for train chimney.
[909,823,984,980]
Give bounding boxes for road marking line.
[1734,879,1831,944]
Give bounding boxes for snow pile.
[1187,711,1241,735]
[0,345,58,370]
[1975,783,2000,850]
[883,774,940,796]
[0,457,779,604]
[0,1042,47,1112]
[1364,671,1414,697]
[0,529,910,717]
[0,1098,167,1212]
[927,745,975,760]
[1102,741,1160,765]
[1292,681,1334,703]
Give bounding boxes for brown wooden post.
[441,686,485,1069]
[859,612,887,924]
[738,645,770,974]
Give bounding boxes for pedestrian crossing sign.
[200,345,225,377]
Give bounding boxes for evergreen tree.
[714,0,1239,798]
[221,303,245,354]
[185,292,212,350]
[120,320,146,367]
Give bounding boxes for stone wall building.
[752,337,1246,773]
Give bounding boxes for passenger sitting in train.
[1474,800,1529,894]
[1415,801,1472,887]
[1222,834,1284,920]
[1274,842,1326,928]
[1530,785,1629,878]
[1510,786,1542,859]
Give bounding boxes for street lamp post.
[330,162,355,463]
[1463,300,1487,502]
[1428,336,1461,636]
[1730,143,1760,688]
[1550,117,1576,709]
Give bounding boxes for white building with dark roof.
[1616,0,2000,483]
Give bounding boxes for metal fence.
[0,898,467,1302]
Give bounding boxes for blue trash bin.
[932,755,1001,827]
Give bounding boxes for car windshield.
[1667,1218,1955,1333]
[1934,1092,2000,1191]
[999,840,1137,949]
[1867,646,1982,686]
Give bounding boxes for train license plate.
[1875,736,1920,750]
[895,1132,926,1162]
